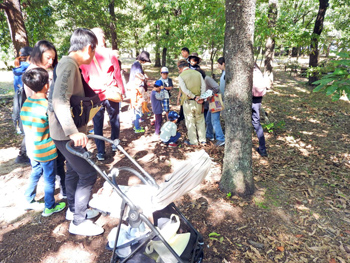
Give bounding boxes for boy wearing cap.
[150,80,164,135]
[158,67,173,120]
[160,111,181,147]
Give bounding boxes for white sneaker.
[66,208,100,221]
[69,220,104,236]
[25,201,45,211]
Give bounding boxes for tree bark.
[108,0,118,50]
[161,47,167,67]
[219,0,256,197]
[0,0,28,57]
[154,24,161,67]
[309,0,329,84]
[264,0,277,89]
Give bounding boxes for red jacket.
[80,47,125,101]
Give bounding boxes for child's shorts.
[162,99,170,112]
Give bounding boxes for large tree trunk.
[0,0,28,57]
[309,0,329,84]
[264,0,277,89]
[108,0,118,50]
[219,0,256,196]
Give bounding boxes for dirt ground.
[0,66,350,263]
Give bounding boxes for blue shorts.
[162,99,170,112]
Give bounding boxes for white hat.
[161,67,169,73]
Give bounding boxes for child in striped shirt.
[20,68,65,217]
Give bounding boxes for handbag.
[209,93,224,113]
[48,66,101,128]
[93,56,122,103]
[69,73,101,128]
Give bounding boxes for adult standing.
[252,64,268,157]
[177,59,206,145]
[177,48,190,124]
[12,47,32,164]
[49,28,103,236]
[24,40,66,199]
[128,51,151,91]
[80,28,125,161]
[217,57,226,99]
[181,47,190,63]
[204,76,225,146]
[24,40,58,98]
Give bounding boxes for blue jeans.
[93,100,120,155]
[205,111,225,142]
[133,108,143,130]
[252,97,266,151]
[25,159,56,209]
[162,132,181,144]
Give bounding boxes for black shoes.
[256,148,268,157]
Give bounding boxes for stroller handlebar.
[66,135,159,189]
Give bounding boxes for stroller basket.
[66,135,208,263]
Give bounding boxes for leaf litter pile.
[0,68,349,263]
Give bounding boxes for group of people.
[11,26,268,237]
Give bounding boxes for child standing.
[158,67,173,120]
[160,111,181,147]
[20,68,66,216]
[131,73,146,133]
[151,80,164,135]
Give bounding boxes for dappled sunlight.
[207,199,243,226]
[293,86,310,93]
[42,241,97,263]
[276,135,315,157]
[308,118,321,124]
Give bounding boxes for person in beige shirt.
[48,28,103,236]
[177,59,206,145]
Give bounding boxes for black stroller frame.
[66,135,204,263]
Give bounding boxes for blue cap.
[168,111,179,121]
[154,80,163,87]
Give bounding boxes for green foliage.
[262,120,285,134]
[313,52,350,101]
[208,232,224,243]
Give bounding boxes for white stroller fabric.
[89,150,211,217]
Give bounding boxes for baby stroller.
[66,135,211,263]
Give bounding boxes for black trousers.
[53,139,97,225]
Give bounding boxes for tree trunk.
[219,0,256,197]
[161,47,167,67]
[134,31,139,57]
[309,0,329,84]
[108,0,118,50]
[264,0,277,89]
[0,0,28,57]
[155,47,161,67]
[210,41,217,77]
[154,24,161,67]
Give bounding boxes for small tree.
[309,0,329,84]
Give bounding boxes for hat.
[168,111,179,121]
[154,80,163,87]
[188,52,202,63]
[161,67,169,73]
[19,46,33,57]
[136,51,151,63]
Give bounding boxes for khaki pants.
[183,100,206,144]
